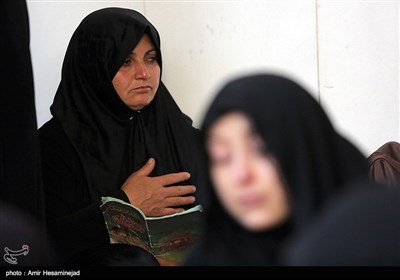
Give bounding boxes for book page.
[101,197,203,266]
[146,205,203,265]
[100,197,151,254]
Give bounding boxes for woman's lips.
[131,86,152,93]
[238,194,266,208]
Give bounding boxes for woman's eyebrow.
[130,48,157,56]
[145,48,157,55]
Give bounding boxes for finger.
[163,196,196,207]
[134,158,155,177]
[163,185,196,197]
[155,172,191,186]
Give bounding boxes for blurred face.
[112,34,160,111]
[207,112,290,232]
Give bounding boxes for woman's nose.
[134,61,149,79]
[232,155,252,186]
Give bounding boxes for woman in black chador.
[184,74,369,266]
[39,8,201,266]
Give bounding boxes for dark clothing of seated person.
[183,74,369,266]
[0,0,44,223]
[280,186,400,266]
[1,0,57,265]
[0,203,58,266]
[39,8,201,266]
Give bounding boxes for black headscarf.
[185,74,368,266]
[50,8,199,200]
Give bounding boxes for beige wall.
[28,0,399,156]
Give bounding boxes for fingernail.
[148,158,154,164]
[192,186,196,192]
[186,172,191,178]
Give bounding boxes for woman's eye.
[146,56,157,63]
[210,154,231,166]
[122,58,132,66]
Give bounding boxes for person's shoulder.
[181,113,194,126]
[181,113,202,136]
[38,118,68,142]
[38,118,73,153]
[38,118,65,138]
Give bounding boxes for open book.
[100,196,203,266]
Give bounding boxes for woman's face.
[112,34,160,111]
[207,112,290,232]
